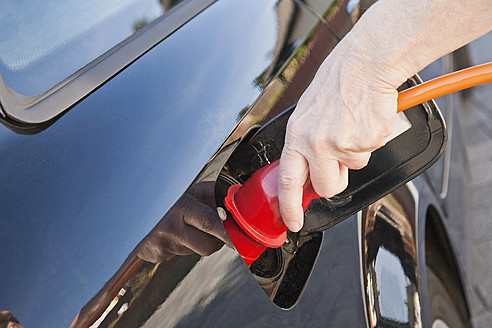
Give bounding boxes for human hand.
[136,181,232,263]
[278,37,400,232]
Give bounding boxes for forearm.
[344,0,492,87]
[277,0,491,231]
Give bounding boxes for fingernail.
[286,220,302,232]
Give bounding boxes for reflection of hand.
[278,38,397,233]
[71,182,231,327]
[136,181,232,263]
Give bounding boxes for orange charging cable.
[397,61,492,112]
[72,61,492,328]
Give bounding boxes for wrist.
[341,28,416,90]
[340,0,492,90]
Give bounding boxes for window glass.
[0,0,184,96]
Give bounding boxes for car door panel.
[0,0,332,326]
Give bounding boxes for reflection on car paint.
[0,0,183,96]
[66,0,344,326]
[71,181,231,327]
[361,183,423,327]
[2,0,457,326]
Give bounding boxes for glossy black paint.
[361,185,422,326]
[0,0,469,327]
[0,0,278,325]
[0,0,343,326]
[0,0,215,128]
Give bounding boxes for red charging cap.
[223,159,318,266]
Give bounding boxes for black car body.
[0,0,471,327]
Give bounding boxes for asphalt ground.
[457,31,492,327]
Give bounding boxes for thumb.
[278,149,309,232]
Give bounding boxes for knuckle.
[197,211,219,232]
[333,136,356,153]
[347,162,364,170]
[356,130,388,152]
[138,242,168,263]
[181,199,219,233]
[381,123,394,137]
[285,130,304,151]
[349,153,371,170]
[374,128,392,145]
[280,204,300,220]
[277,174,300,192]
[306,133,329,156]
[374,138,388,150]
[286,119,304,141]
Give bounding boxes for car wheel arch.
[424,205,471,325]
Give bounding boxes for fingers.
[274,38,399,233]
[135,190,230,263]
[278,148,309,232]
[187,180,216,208]
[182,195,233,248]
[173,193,229,255]
[308,159,348,198]
[173,225,225,257]
[338,151,372,170]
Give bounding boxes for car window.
[0,0,184,96]
[0,0,214,132]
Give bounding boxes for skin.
[278,0,492,232]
